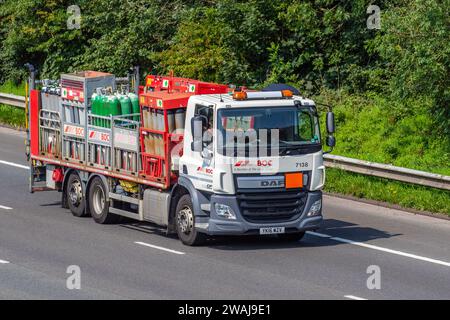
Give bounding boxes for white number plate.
[259,227,285,235]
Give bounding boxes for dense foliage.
[1,1,447,94]
[320,91,450,175]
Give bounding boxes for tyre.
[66,172,87,217]
[277,232,306,242]
[175,194,207,246]
[88,177,120,224]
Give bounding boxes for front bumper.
[196,191,323,236]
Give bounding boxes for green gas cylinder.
[108,95,121,117]
[128,93,140,121]
[101,95,119,128]
[118,94,132,118]
[91,93,98,125]
[91,93,102,126]
[100,95,109,127]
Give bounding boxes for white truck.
[27,68,336,246]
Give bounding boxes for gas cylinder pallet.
[111,115,141,176]
[85,112,141,176]
[39,109,62,159]
[87,113,113,168]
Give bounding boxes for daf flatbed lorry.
[26,67,335,245]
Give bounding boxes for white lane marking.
[306,231,450,268]
[307,231,331,238]
[0,259,10,264]
[0,160,29,170]
[345,295,367,300]
[134,241,185,255]
[0,205,12,210]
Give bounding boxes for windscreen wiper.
[278,144,317,156]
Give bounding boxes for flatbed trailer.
[29,71,228,187]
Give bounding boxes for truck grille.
[237,190,307,223]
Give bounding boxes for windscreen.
[217,106,321,156]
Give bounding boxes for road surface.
[0,126,449,299]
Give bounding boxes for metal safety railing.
[0,93,25,108]
[324,154,450,191]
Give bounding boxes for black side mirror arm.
[323,137,335,154]
[323,105,335,154]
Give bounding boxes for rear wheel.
[278,232,305,242]
[88,177,120,224]
[67,172,87,217]
[175,194,207,246]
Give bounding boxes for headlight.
[307,199,322,217]
[214,203,237,220]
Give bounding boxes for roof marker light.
[233,91,247,100]
[281,90,293,98]
[232,90,294,101]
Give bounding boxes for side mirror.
[326,112,335,134]
[326,135,336,148]
[191,140,203,152]
[191,115,206,152]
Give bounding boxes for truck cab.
[174,90,334,245]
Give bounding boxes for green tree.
[156,0,280,85]
[369,0,450,133]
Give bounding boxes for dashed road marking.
[135,241,186,255]
[0,160,29,170]
[345,295,368,300]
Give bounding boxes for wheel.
[88,177,120,224]
[67,172,87,217]
[175,194,207,246]
[277,232,305,242]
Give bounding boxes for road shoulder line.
[306,231,450,268]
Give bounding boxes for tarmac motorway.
[0,126,449,299]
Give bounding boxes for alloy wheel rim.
[177,205,194,235]
[92,185,105,215]
[68,179,82,207]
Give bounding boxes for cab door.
[180,102,215,192]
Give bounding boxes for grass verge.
[0,104,26,128]
[316,91,450,176]
[325,168,450,216]
[0,80,26,96]
[0,81,26,128]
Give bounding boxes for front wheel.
[175,194,207,246]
